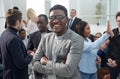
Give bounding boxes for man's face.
[84,24,91,38]
[116,16,120,27]
[37,16,48,31]
[70,10,76,18]
[19,31,26,39]
[49,9,68,35]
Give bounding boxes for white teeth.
[54,25,60,27]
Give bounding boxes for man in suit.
[68,9,81,30]
[0,9,34,79]
[27,14,51,79]
[33,4,84,79]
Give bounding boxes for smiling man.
[33,4,84,79]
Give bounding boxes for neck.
[40,28,48,32]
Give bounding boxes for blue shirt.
[79,33,110,73]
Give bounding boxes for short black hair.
[38,14,48,23]
[19,28,26,34]
[49,4,68,17]
[13,6,19,10]
[74,20,88,37]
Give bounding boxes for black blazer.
[107,28,120,66]
[0,27,32,79]
[27,29,51,51]
[68,17,81,30]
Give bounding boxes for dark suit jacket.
[27,30,51,51]
[0,27,32,79]
[68,17,81,30]
[27,29,51,79]
[0,41,3,79]
[107,28,120,66]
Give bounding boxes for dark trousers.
[109,66,120,79]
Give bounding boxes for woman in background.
[74,20,113,79]
[26,8,38,36]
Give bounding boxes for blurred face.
[19,31,26,39]
[84,24,91,38]
[70,10,76,18]
[94,33,102,40]
[37,16,48,31]
[116,16,120,27]
[49,9,68,36]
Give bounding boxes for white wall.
[27,0,45,16]
[51,0,69,15]
[45,0,51,16]
[69,0,100,24]
[118,0,120,11]
[4,0,26,18]
[0,0,5,35]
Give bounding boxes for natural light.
[27,0,69,16]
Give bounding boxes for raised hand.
[106,20,114,37]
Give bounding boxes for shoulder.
[68,29,84,42]
[112,28,118,33]
[44,32,54,38]
[29,31,39,37]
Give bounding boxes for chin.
[53,29,61,33]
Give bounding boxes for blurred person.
[94,32,102,41]
[106,11,120,79]
[0,9,34,79]
[18,28,28,49]
[97,67,110,79]
[26,8,38,36]
[33,4,84,79]
[74,20,113,79]
[97,39,109,68]
[68,9,81,30]
[27,14,51,79]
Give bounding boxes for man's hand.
[40,56,48,65]
[27,50,34,56]
[96,56,101,65]
[107,58,117,67]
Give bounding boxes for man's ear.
[15,20,20,26]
